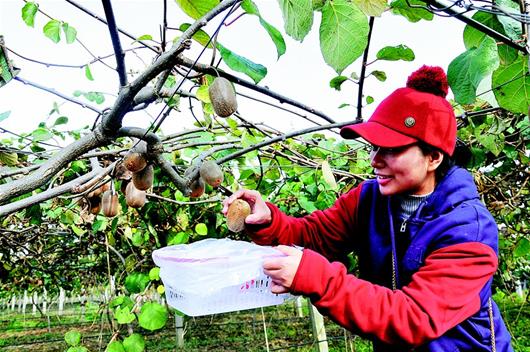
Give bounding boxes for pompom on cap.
[406,65,449,98]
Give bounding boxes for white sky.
[0,0,465,140]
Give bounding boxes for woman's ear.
[428,150,444,171]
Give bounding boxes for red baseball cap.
[340,66,457,156]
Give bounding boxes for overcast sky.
[0,0,466,139]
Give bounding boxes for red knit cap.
[340,65,457,156]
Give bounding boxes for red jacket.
[248,167,512,351]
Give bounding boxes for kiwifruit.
[101,190,119,217]
[199,160,223,187]
[125,181,146,208]
[124,151,147,173]
[208,77,238,117]
[189,177,205,198]
[226,199,251,233]
[132,164,154,191]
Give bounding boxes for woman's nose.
[370,150,385,168]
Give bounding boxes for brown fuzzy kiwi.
[189,177,205,198]
[132,164,154,191]
[226,199,251,233]
[199,160,224,188]
[101,190,119,217]
[208,77,238,117]
[124,151,147,173]
[125,181,146,208]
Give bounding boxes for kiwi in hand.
[132,164,154,191]
[208,77,238,117]
[226,199,251,233]
[199,160,223,188]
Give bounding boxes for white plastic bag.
[152,238,292,316]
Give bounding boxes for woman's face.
[370,144,441,196]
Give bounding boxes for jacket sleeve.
[246,183,363,261]
[290,242,498,347]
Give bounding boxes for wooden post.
[58,288,65,315]
[175,313,185,347]
[309,303,328,352]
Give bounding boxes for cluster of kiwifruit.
[185,160,224,198]
[208,77,238,117]
[86,149,154,217]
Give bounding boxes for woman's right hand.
[222,189,272,226]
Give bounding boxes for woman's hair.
[418,139,471,180]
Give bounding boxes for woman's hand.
[263,245,303,294]
[222,189,272,225]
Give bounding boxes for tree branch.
[0,163,113,217]
[14,76,103,114]
[175,55,336,124]
[0,131,110,205]
[357,17,375,121]
[101,0,127,86]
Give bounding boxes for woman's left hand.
[263,245,303,294]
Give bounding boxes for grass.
[0,293,527,351]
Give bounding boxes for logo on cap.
[404,116,416,128]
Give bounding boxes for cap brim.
[340,121,418,147]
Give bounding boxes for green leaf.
[298,196,318,213]
[123,333,145,352]
[447,37,499,105]
[242,0,286,59]
[32,128,53,142]
[278,0,314,41]
[167,231,189,245]
[366,96,374,104]
[149,267,160,281]
[463,11,518,66]
[389,0,433,22]
[64,330,81,346]
[477,134,504,156]
[93,218,108,232]
[175,0,220,19]
[21,2,38,27]
[0,152,18,167]
[321,159,338,190]
[124,272,150,294]
[107,341,126,352]
[492,56,530,115]
[320,0,369,74]
[195,223,208,236]
[216,43,267,84]
[0,111,10,123]
[43,19,62,43]
[115,306,136,324]
[495,0,523,41]
[85,65,94,81]
[62,23,77,44]
[329,76,348,91]
[131,232,144,247]
[371,70,387,81]
[53,116,69,126]
[137,34,153,41]
[352,0,388,17]
[138,302,168,331]
[196,85,211,103]
[376,45,415,61]
[514,238,530,258]
[178,23,213,48]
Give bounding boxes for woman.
[223,66,513,351]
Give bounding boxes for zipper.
[400,219,408,233]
